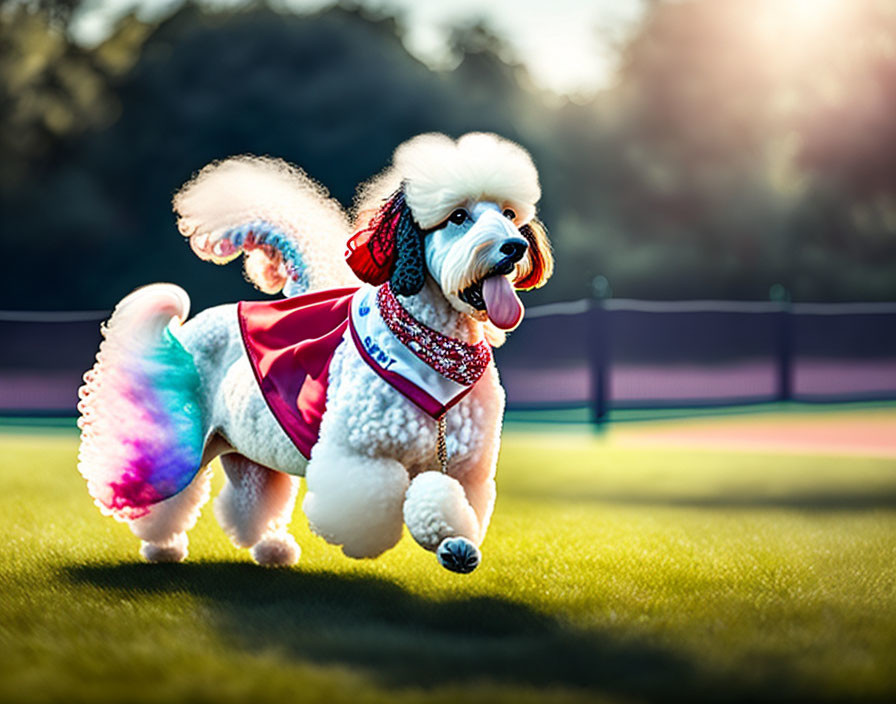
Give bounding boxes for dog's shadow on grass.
[65,561,796,702]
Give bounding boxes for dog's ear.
[514,218,554,290]
[390,202,426,296]
[346,188,410,286]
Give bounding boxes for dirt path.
[613,410,896,458]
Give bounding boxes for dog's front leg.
[302,439,409,559]
[403,471,484,574]
[403,400,501,574]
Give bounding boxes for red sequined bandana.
[377,284,492,386]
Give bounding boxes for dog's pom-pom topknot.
[174,156,357,296]
[353,133,542,233]
[393,132,541,230]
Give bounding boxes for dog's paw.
[437,537,481,574]
[140,533,188,563]
[251,532,300,566]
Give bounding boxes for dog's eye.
[448,209,468,225]
[502,208,517,221]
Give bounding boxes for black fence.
[0,311,107,415]
[2,300,896,419]
[495,299,896,419]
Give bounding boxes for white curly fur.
[214,454,299,548]
[129,467,212,546]
[251,533,301,566]
[140,533,189,563]
[174,156,356,294]
[358,132,541,230]
[85,133,548,572]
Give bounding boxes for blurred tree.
[585,0,896,300]
[1,0,894,310]
[795,0,896,198]
[0,1,115,188]
[790,0,896,300]
[2,3,535,309]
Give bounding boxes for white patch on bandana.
[347,286,475,416]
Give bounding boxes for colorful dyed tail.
[77,284,204,521]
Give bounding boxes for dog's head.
[347,133,553,336]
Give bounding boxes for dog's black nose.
[500,241,527,262]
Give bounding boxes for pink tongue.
[482,276,524,330]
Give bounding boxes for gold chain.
[436,415,448,473]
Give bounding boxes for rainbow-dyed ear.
[514,218,554,290]
[346,188,422,291]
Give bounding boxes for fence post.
[588,298,609,424]
[775,301,794,402]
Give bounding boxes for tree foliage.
[2,0,894,309]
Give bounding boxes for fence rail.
[494,299,896,421]
[2,300,896,419]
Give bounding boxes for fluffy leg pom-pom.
[140,532,188,563]
[403,471,480,552]
[437,536,481,574]
[303,444,408,559]
[250,531,301,566]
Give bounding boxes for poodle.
[77,132,553,573]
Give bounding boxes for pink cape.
[238,287,359,460]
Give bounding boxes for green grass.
[1,415,895,703]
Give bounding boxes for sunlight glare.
[773,0,845,35]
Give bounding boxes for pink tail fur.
[77,284,203,521]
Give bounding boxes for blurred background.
[3,8,894,698]
[1,0,895,416]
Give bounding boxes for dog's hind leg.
[128,467,213,563]
[214,454,300,566]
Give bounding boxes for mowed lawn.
[1,410,895,703]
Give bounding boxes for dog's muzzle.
[459,228,528,311]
